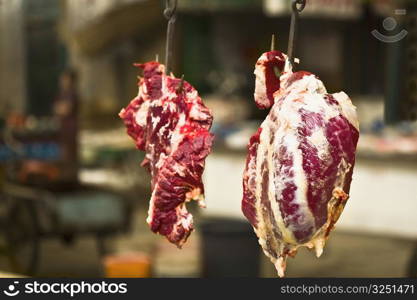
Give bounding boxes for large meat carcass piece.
[242,51,359,277]
[119,62,213,247]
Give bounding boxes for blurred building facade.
[0,0,27,115]
[0,0,64,116]
[0,0,415,123]
[60,0,165,124]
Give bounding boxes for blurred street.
[0,206,415,277]
[1,0,416,278]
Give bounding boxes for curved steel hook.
[288,0,307,64]
[292,0,306,13]
[164,0,178,20]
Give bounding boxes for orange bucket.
[104,252,151,278]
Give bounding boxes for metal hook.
[292,0,306,13]
[164,0,178,20]
[164,0,178,75]
[287,0,306,64]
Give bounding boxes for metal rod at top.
[271,34,276,51]
[287,0,306,64]
[164,0,178,75]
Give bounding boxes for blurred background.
[0,0,416,278]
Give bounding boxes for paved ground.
[0,207,415,278]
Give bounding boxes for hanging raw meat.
[120,62,213,247]
[242,50,359,277]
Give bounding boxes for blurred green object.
[94,148,131,165]
[81,146,143,168]
[25,0,65,116]
[181,15,213,94]
[180,0,261,11]
[384,2,417,124]
[384,39,406,124]
[56,192,124,231]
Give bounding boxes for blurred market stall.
[0,0,416,278]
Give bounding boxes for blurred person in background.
[53,69,79,183]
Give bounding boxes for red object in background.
[1,112,63,185]
[6,113,26,129]
[242,50,359,277]
[18,160,60,184]
[119,62,213,247]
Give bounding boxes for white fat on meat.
[243,52,359,277]
[120,62,213,247]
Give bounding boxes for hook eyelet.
[292,0,306,13]
[164,0,178,20]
